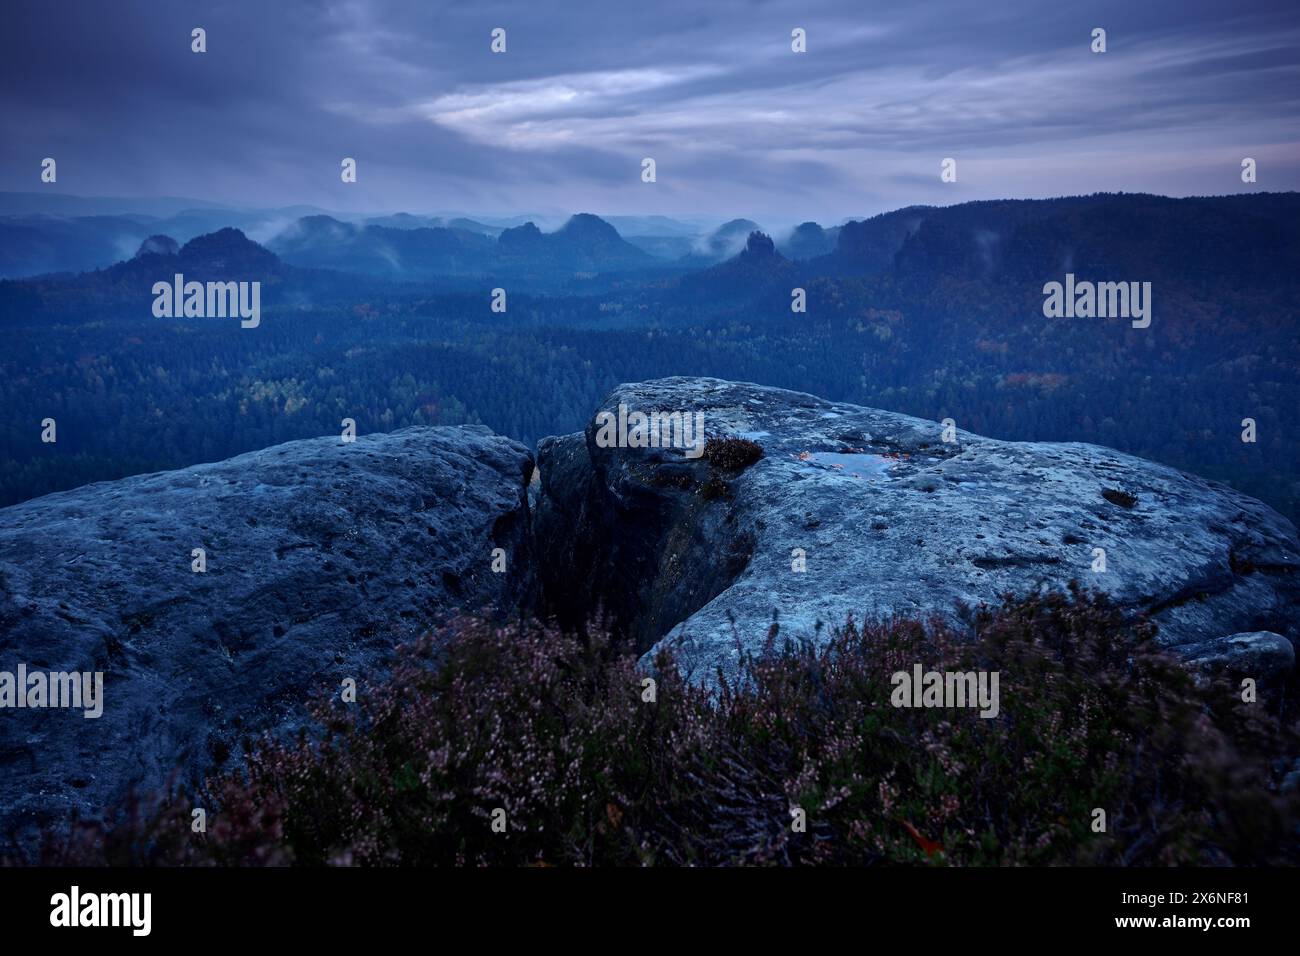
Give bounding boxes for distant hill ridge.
[4,193,1298,299]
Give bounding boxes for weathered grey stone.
[1180,631,1296,686]
[6,375,1299,848]
[0,426,532,846]
[535,377,1300,682]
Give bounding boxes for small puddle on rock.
[797,451,900,480]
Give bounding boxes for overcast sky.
[3,0,1298,223]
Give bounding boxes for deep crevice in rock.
[532,431,757,655]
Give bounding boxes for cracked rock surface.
[535,377,1300,682]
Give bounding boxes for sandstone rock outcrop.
[0,426,532,844]
[535,377,1300,682]
[6,376,1299,847]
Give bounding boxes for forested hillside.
[3,193,1297,524]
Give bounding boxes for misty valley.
[2,192,1297,529]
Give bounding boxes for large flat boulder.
[0,426,532,846]
[535,377,1300,682]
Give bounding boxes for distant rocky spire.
[133,234,179,258]
[744,230,776,256]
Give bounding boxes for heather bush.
[29,587,1299,866]
[703,436,764,471]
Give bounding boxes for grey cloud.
[1,0,1297,220]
